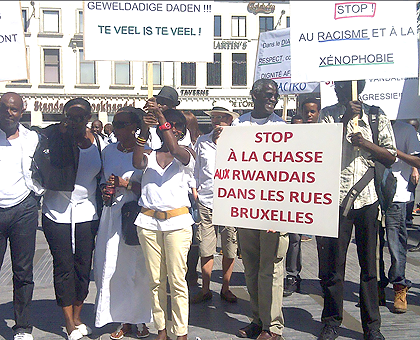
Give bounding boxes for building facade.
[1,1,294,132]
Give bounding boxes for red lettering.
[255,132,263,143]
[315,151,323,163]
[271,209,278,220]
[296,212,304,223]
[305,212,314,224]
[313,192,323,204]
[231,207,239,217]
[324,193,332,205]
[218,187,227,197]
[240,207,249,218]
[232,170,240,180]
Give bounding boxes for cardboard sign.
[0,2,28,82]
[212,124,342,237]
[290,1,418,83]
[254,28,319,95]
[83,1,213,61]
[320,78,420,120]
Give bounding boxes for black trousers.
[42,215,98,307]
[0,193,38,334]
[316,202,381,335]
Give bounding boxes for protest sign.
[212,124,342,237]
[254,28,319,95]
[320,78,420,120]
[290,1,418,83]
[0,2,28,82]
[83,1,213,61]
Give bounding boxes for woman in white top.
[133,102,196,340]
[41,98,101,340]
[94,107,152,339]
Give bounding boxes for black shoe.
[318,325,338,340]
[364,329,385,340]
[409,242,420,252]
[237,323,262,339]
[283,275,300,297]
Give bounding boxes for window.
[286,16,290,28]
[22,9,29,32]
[44,49,60,83]
[259,16,274,32]
[147,62,161,85]
[79,50,95,84]
[214,15,221,37]
[207,53,221,86]
[78,10,83,33]
[114,61,130,85]
[232,53,246,86]
[42,10,59,33]
[232,16,246,37]
[181,63,196,86]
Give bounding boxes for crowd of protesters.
[1,77,419,340]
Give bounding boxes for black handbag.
[121,201,141,246]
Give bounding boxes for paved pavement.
[1,213,420,340]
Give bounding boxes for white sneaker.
[13,334,33,340]
[67,329,84,340]
[76,323,92,336]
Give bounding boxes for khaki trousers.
[237,228,288,335]
[138,227,192,336]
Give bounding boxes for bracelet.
[158,122,172,131]
[126,180,133,191]
[136,136,147,144]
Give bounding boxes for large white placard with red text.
[212,124,342,237]
[0,2,28,82]
[290,1,418,83]
[254,28,319,95]
[83,1,213,61]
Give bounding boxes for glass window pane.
[239,16,246,36]
[80,50,95,84]
[43,10,59,33]
[153,63,161,85]
[22,9,28,32]
[232,16,245,37]
[207,53,221,86]
[115,62,130,85]
[78,11,83,33]
[214,15,221,37]
[181,63,196,86]
[232,53,246,86]
[44,49,59,83]
[259,17,274,32]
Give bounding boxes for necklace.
[119,142,134,153]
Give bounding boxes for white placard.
[212,124,342,237]
[290,1,418,83]
[254,28,319,95]
[83,1,213,61]
[320,78,420,120]
[0,2,28,82]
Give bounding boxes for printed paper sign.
[254,28,319,95]
[0,2,28,82]
[212,124,342,237]
[290,1,418,83]
[83,1,213,61]
[320,78,420,120]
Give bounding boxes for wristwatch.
[126,179,133,191]
[158,122,172,131]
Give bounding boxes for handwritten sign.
[290,1,418,82]
[0,2,28,82]
[83,1,213,61]
[212,124,342,237]
[320,78,420,120]
[254,28,319,95]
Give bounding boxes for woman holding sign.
[132,98,195,340]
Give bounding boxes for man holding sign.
[230,79,287,340]
[317,80,396,340]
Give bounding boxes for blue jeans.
[385,202,412,287]
[0,193,38,334]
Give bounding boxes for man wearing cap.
[190,102,239,304]
[145,86,192,149]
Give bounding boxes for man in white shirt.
[381,120,420,313]
[191,102,239,304]
[231,79,287,340]
[0,92,43,340]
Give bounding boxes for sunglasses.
[112,121,133,129]
[66,115,87,124]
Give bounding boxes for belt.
[141,206,189,220]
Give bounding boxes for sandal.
[136,323,149,338]
[110,323,131,340]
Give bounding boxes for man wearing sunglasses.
[0,92,43,340]
[230,79,287,340]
